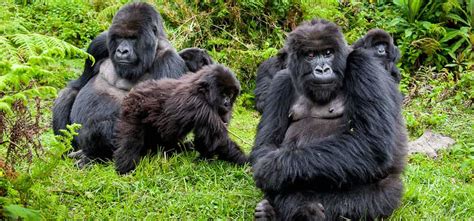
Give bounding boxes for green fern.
[10,33,91,61]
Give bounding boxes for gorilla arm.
[193,103,248,164]
[253,50,403,192]
[250,69,295,163]
[151,38,188,79]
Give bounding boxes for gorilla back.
[57,2,188,167]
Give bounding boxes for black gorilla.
[254,29,401,113]
[352,29,401,83]
[114,64,248,174]
[254,47,288,113]
[251,19,407,220]
[52,3,188,166]
[179,47,214,72]
[52,45,211,134]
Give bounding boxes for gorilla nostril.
[323,67,331,73]
[314,66,324,74]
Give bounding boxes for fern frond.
[98,4,121,21]
[0,36,19,62]
[10,34,91,61]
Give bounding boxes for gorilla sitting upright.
[254,29,401,113]
[52,2,188,167]
[251,19,407,220]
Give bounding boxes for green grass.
[20,105,472,220]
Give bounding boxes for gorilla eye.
[152,26,158,36]
[307,52,315,58]
[324,49,333,57]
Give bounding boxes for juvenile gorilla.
[254,29,401,113]
[52,3,188,166]
[114,64,248,174]
[251,19,407,220]
[179,47,214,72]
[352,29,401,83]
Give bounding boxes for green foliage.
[3,204,40,221]
[1,124,79,219]
[17,0,103,48]
[0,0,472,219]
[391,0,473,73]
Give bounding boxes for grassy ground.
[22,104,472,220]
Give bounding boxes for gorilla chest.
[284,95,346,145]
[94,59,152,100]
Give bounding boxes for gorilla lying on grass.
[251,19,407,220]
[114,64,248,174]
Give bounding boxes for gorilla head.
[352,29,401,82]
[199,65,240,124]
[286,19,350,104]
[107,3,165,81]
[179,48,214,72]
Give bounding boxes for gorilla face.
[199,66,241,124]
[353,29,401,83]
[179,48,214,72]
[106,3,165,81]
[286,19,350,104]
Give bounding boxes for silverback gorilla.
[254,28,401,113]
[52,3,188,167]
[114,64,248,174]
[251,19,407,220]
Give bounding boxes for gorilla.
[179,47,214,72]
[254,29,401,113]
[254,47,288,113]
[52,2,188,166]
[114,64,248,174]
[251,19,407,220]
[53,44,212,136]
[352,29,401,83]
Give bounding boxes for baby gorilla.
[179,48,214,72]
[114,64,248,174]
[352,29,401,83]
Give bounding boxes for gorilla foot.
[67,150,84,159]
[75,155,94,169]
[293,202,325,221]
[255,199,276,221]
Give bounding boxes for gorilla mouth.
[311,81,336,87]
[115,60,135,65]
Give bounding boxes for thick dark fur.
[52,32,109,134]
[52,46,211,132]
[253,29,401,113]
[114,64,248,174]
[52,3,188,166]
[352,29,401,83]
[179,48,214,72]
[254,47,288,113]
[251,19,407,221]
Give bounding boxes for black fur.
[179,47,214,72]
[52,2,188,166]
[114,64,248,174]
[352,29,401,83]
[52,32,109,134]
[253,28,401,113]
[250,19,407,220]
[254,47,288,113]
